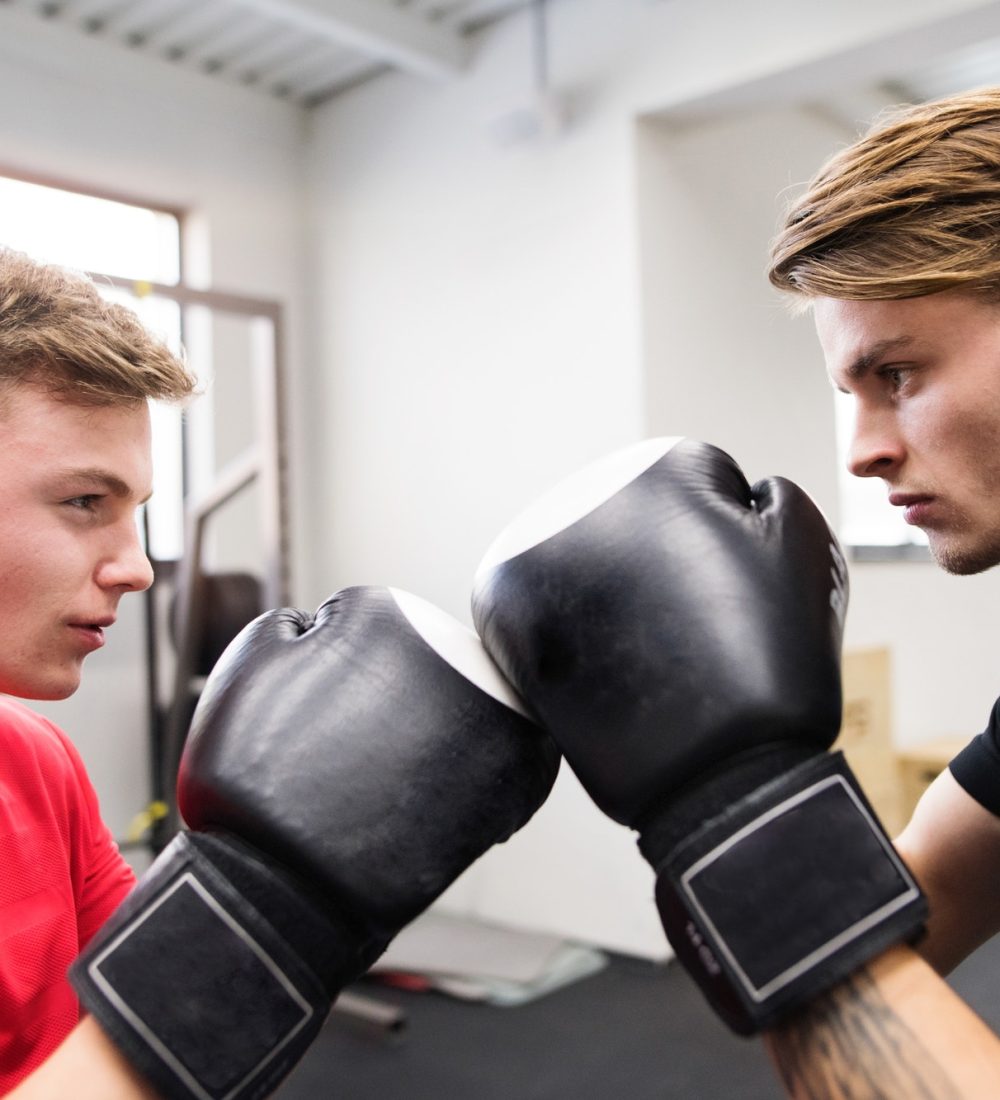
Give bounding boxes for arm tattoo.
[768,968,961,1100]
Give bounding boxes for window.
[0,174,186,560]
[834,390,929,557]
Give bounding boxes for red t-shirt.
[0,696,136,1094]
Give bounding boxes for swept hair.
[0,247,196,405]
[769,87,1000,309]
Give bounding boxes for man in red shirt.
[0,247,561,1100]
[0,247,195,1093]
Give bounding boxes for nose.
[846,402,905,480]
[95,518,155,594]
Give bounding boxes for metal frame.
[90,271,291,845]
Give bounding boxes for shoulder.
[0,694,89,786]
[949,702,1000,817]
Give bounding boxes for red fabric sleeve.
[53,727,137,951]
[0,699,136,1093]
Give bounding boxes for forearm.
[8,1017,160,1100]
[764,945,1000,1099]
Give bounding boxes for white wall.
[635,108,842,507]
[301,0,1000,957]
[302,5,666,957]
[300,23,645,612]
[6,0,1000,957]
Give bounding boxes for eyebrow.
[56,467,153,504]
[834,336,916,393]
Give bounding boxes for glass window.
[0,175,186,560]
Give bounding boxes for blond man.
[763,86,1000,1097]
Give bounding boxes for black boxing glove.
[472,437,925,1035]
[71,586,559,1100]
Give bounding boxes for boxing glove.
[472,437,926,1034]
[71,585,559,1100]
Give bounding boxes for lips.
[67,616,115,651]
[889,492,936,526]
[69,615,116,631]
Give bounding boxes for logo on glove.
[829,541,848,628]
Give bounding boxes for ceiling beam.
[232,0,469,80]
[642,0,1000,125]
[444,0,530,31]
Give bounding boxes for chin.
[4,686,79,702]
[929,533,1000,576]
[38,684,81,701]
[2,671,82,701]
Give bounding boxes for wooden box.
[896,736,969,822]
[836,647,906,836]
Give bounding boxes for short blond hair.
[0,247,196,405]
[769,87,1000,307]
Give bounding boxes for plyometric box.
[896,736,969,823]
[836,646,906,837]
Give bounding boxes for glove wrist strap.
[70,832,357,1100]
[652,752,927,1035]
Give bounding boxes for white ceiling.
[5,0,1000,113]
[0,0,531,106]
[898,36,1000,104]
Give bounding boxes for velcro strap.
[70,832,333,1100]
[654,752,927,1035]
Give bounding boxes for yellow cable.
[125,800,169,843]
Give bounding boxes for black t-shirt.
[949,697,1000,817]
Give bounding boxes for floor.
[274,930,1000,1098]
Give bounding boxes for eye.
[876,365,913,393]
[64,494,103,512]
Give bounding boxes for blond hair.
[0,247,196,405]
[769,87,1000,308]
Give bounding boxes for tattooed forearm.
[766,968,961,1100]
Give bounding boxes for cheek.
[949,401,1000,459]
[0,582,53,695]
[906,393,1000,494]
[0,531,88,611]
[902,389,989,454]
[965,413,1000,495]
[900,400,949,452]
[0,559,54,633]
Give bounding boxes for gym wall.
[6,0,1000,960]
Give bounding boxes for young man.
[0,246,197,1093]
[0,250,560,1100]
[763,85,1000,1095]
